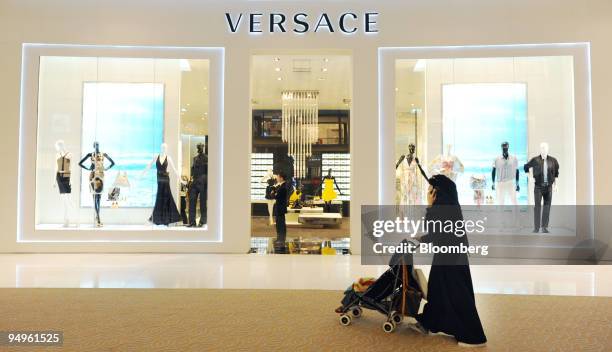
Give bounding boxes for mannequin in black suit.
[524,142,559,233]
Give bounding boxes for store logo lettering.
[225,12,379,34]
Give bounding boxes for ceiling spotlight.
[181,108,187,112]
[395,88,399,92]
[323,58,329,62]
[273,57,281,62]
[186,103,190,106]
[203,87,208,90]
[275,67,281,72]
[321,67,328,72]
[318,77,326,81]
[277,77,282,81]
[204,112,208,116]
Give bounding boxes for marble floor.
[0,254,610,297]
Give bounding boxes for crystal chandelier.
[281,90,319,179]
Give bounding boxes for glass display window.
[18,45,224,242]
[380,44,593,250]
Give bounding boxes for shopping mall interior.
[0,0,611,351]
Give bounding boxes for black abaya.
[417,264,487,344]
[416,175,487,345]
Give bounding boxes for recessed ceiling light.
[181,108,187,112]
[186,103,190,106]
[274,57,280,62]
[204,87,208,90]
[323,58,329,62]
[204,112,208,116]
[318,77,326,81]
[395,88,399,92]
[275,67,281,72]
[277,77,282,81]
[321,67,328,72]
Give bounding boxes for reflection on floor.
[0,254,610,297]
[251,216,349,238]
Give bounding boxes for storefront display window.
[393,55,577,209]
[33,55,210,230]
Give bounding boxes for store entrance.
[249,53,352,254]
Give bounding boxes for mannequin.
[318,168,343,213]
[396,143,421,205]
[491,142,520,205]
[142,143,181,225]
[179,175,190,225]
[429,144,464,181]
[524,142,559,233]
[54,140,72,227]
[188,142,208,227]
[261,169,276,225]
[79,142,115,227]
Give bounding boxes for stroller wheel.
[339,314,352,326]
[382,321,396,333]
[390,311,403,325]
[350,306,362,318]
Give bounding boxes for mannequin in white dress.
[395,143,421,205]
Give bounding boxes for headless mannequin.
[188,143,208,227]
[318,168,343,213]
[524,142,559,233]
[491,142,520,205]
[142,143,179,179]
[79,141,115,227]
[396,143,420,205]
[261,169,276,226]
[429,144,464,181]
[54,140,73,227]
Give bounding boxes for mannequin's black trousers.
[189,182,207,226]
[534,184,552,229]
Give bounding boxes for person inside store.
[272,171,289,254]
[409,159,487,347]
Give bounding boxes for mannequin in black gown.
[150,155,181,225]
[410,160,487,347]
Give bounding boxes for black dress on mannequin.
[150,156,181,225]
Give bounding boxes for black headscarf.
[428,174,460,207]
[422,174,469,265]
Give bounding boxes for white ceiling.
[251,54,352,110]
[180,59,210,136]
[395,59,425,113]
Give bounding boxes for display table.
[298,213,342,226]
[286,207,324,225]
[285,207,342,227]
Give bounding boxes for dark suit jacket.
[274,182,288,215]
[524,155,559,186]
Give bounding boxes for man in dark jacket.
[273,171,289,253]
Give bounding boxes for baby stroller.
[336,241,426,333]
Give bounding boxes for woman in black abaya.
[410,162,487,347]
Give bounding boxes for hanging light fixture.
[281,90,319,179]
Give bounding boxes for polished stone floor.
[0,254,610,296]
